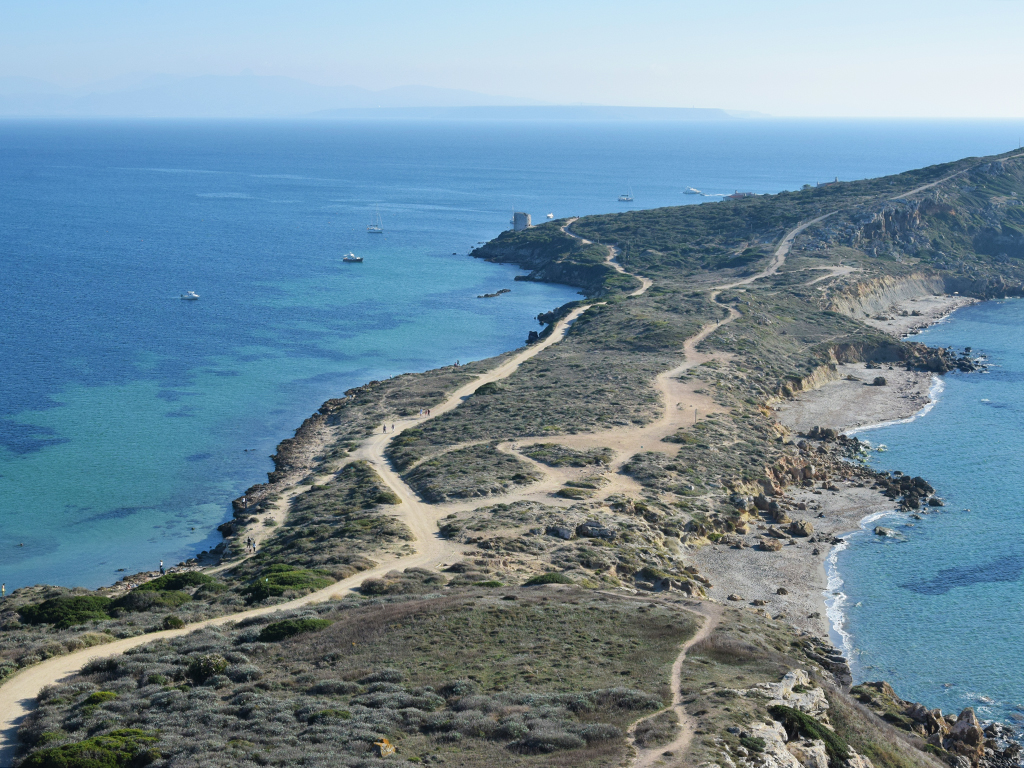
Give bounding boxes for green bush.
[242,566,334,602]
[19,595,113,629]
[524,573,574,586]
[257,618,333,642]
[83,691,118,706]
[375,489,401,505]
[769,705,850,766]
[555,487,589,500]
[162,615,185,630]
[22,728,159,768]
[307,708,352,723]
[22,729,159,768]
[186,654,228,684]
[111,590,191,613]
[135,572,218,592]
[740,735,766,752]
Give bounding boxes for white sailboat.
[618,183,634,202]
[367,206,384,234]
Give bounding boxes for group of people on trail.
[418,408,431,417]
[245,537,258,554]
[382,423,396,434]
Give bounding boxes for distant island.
[0,74,754,120]
[3,148,1023,768]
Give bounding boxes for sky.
[1,0,1023,117]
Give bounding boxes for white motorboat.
[546,213,554,219]
[180,291,200,300]
[684,187,703,195]
[342,252,363,263]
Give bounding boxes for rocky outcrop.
[729,670,874,768]
[852,682,1022,768]
[470,227,618,295]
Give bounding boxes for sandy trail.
[629,604,723,768]
[0,211,829,765]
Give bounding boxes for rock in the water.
[928,496,945,507]
[874,526,897,537]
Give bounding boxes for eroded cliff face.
[823,272,1024,321]
[822,273,948,317]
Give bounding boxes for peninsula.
[3,149,1024,768]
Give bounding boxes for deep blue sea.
[2,118,1024,601]
[832,299,1024,724]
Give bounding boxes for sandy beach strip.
[687,292,971,640]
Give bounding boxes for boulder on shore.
[788,520,814,537]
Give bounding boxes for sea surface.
[832,299,1024,725]
[2,118,1024,593]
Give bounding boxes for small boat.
[546,213,554,219]
[684,187,702,195]
[367,206,384,234]
[342,252,363,263]
[618,192,633,202]
[180,291,200,300]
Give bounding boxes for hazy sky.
[2,0,1023,117]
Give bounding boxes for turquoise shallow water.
[832,299,1024,724]
[3,118,1024,594]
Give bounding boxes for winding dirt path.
[629,604,723,768]
[561,218,653,297]
[0,211,827,766]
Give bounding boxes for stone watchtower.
[512,212,531,231]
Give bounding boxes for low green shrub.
[112,590,191,613]
[242,566,334,602]
[257,618,333,642]
[19,595,113,629]
[187,654,228,684]
[555,487,590,500]
[83,691,118,706]
[769,705,850,766]
[21,728,159,768]
[135,572,218,592]
[524,573,574,586]
[740,734,766,752]
[307,708,352,723]
[162,615,185,630]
